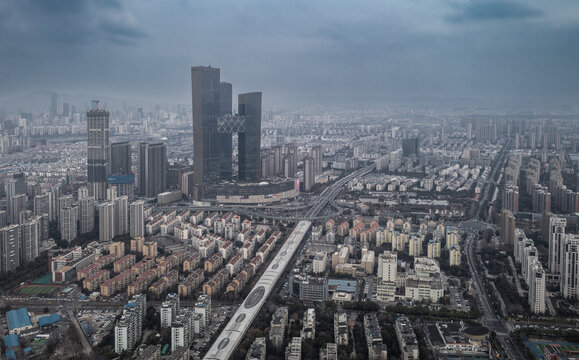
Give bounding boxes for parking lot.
[449,286,470,312]
[77,309,118,346]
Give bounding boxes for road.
[467,231,525,359]
[68,309,95,359]
[203,165,374,360]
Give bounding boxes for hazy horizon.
[1,0,579,108]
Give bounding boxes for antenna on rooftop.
[91,100,100,110]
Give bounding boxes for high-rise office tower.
[78,187,95,235]
[99,202,115,242]
[238,92,262,182]
[402,137,420,157]
[192,66,226,186]
[130,200,145,238]
[218,82,233,180]
[114,196,129,237]
[60,205,78,243]
[548,216,566,274]
[560,234,579,300]
[87,101,110,201]
[50,93,58,119]
[303,156,315,192]
[111,141,132,175]
[138,142,167,198]
[0,224,21,274]
[191,66,262,189]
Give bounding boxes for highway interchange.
[204,165,374,360]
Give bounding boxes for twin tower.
[191,66,261,189]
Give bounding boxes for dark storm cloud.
[0,0,145,45]
[1,1,578,106]
[447,1,542,23]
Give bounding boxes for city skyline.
[1,2,579,360]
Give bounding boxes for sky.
[1,0,578,107]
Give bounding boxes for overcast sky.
[1,0,578,106]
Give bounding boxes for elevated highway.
[204,165,374,359]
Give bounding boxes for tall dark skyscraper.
[402,137,420,157]
[87,101,110,200]
[238,92,262,182]
[191,66,262,188]
[192,66,222,186]
[218,82,233,180]
[138,142,167,198]
[111,141,132,175]
[50,93,58,119]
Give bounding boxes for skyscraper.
[111,141,132,175]
[548,216,567,274]
[99,202,115,242]
[33,193,50,217]
[500,209,516,245]
[87,102,110,201]
[130,200,145,238]
[5,174,26,225]
[238,92,262,182]
[78,187,95,235]
[10,194,27,225]
[192,66,223,186]
[311,146,323,174]
[303,156,315,192]
[560,234,579,300]
[50,93,58,118]
[218,82,233,180]
[60,205,78,243]
[402,137,420,157]
[191,66,262,188]
[503,186,519,213]
[0,224,20,274]
[528,260,546,314]
[21,216,40,264]
[114,196,129,237]
[138,142,167,198]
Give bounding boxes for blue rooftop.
[328,279,357,293]
[6,350,16,360]
[38,313,61,327]
[4,334,19,349]
[7,308,32,331]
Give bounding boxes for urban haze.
[0,1,578,360]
